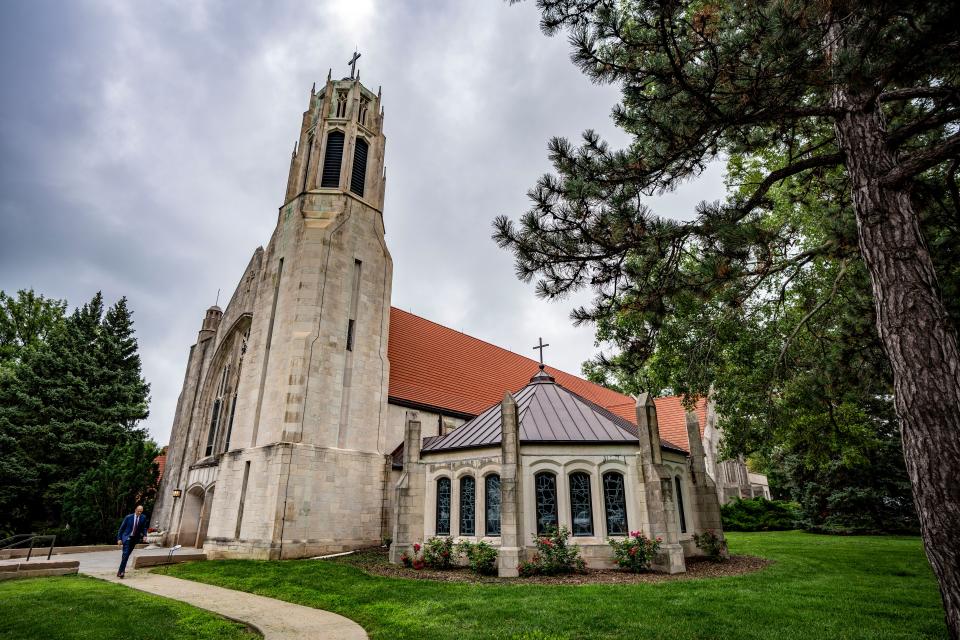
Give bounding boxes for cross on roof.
[533,337,550,369]
[348,50,361,79]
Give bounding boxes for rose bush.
[608,530,661,572]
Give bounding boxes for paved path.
[2,547,368,640]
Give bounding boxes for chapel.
[154,66,767,576]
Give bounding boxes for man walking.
[116,505,148,578]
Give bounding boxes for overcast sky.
[0,0,724,444]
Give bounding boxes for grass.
[0,574,256,640]
[157,531,947,639]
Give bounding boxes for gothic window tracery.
[534,472,558,534]
[459,476,475,536]
[602,472,628,536]
[436,477,451,535]
[204,365,229,457]
[335,91,348,118]
[223,328,250,452]
[485,474,501,536]
[569,472,594,536]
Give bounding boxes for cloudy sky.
[0,0,723,444]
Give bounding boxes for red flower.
[413,543,421,553]
[629,546,638,556]
[656,536,662,542]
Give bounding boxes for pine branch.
[879,86,959,102]
[882,131,960,186]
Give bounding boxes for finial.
[292,140,298,156]
[377,85,382,99]
[327,68,332,82]
[311,81,315,96]
[215,288,221,306]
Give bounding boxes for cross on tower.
[348,50,361,79]
[533,337,550,369]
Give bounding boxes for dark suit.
[116,512,148,576]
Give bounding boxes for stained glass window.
[534,472,559,534]
[436,477,451,535]
[485,474,501,536]
[569,472,594,536]
[602,472,628,536]
[674,476,687,534]
[459,476,475,536]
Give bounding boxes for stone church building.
[154,70,766,576]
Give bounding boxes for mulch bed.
[330,547,771,585]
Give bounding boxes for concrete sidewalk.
[3,547,368,639]
[92,570,367,639]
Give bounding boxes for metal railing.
[0,533,57,561]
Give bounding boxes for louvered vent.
[351,138,368,196]
[320,131,344,188]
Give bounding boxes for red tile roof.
[387,307,705,452]
[154,454,167,482]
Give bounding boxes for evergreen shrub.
[721,497,800,531]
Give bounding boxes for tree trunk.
[832,87,960,638]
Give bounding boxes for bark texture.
[832,85,960,639]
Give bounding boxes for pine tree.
[496,2,960,633]
[62,437,159,544]
[0,292,153,540]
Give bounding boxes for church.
[154,65,768,577]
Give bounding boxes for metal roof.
[421,368,687,454]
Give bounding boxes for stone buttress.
[635,393,686,573]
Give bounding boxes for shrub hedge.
[721,497,800,531]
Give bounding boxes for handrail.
[0,534,57,561]
[0,534,34,548]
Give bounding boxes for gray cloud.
[0,0,724,444]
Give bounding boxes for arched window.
[485,474,501,536]
[350,138,368,196]
[335,91,348,118]
[223,328,249,452]
[320,131,345,188]
[602,472,628,536]
[674,476,687,534]
[436,477,451,535]
[204,365,229,457]
[534,472,559,534]
[459,476,475,536]
[358,98,369,126]
[569,472,594,536]
[300,136,313,192]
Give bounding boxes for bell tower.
[200,63,394,559]
[283,69,387,212]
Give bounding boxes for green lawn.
[0,575,256,640]
[158,531,947,640]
